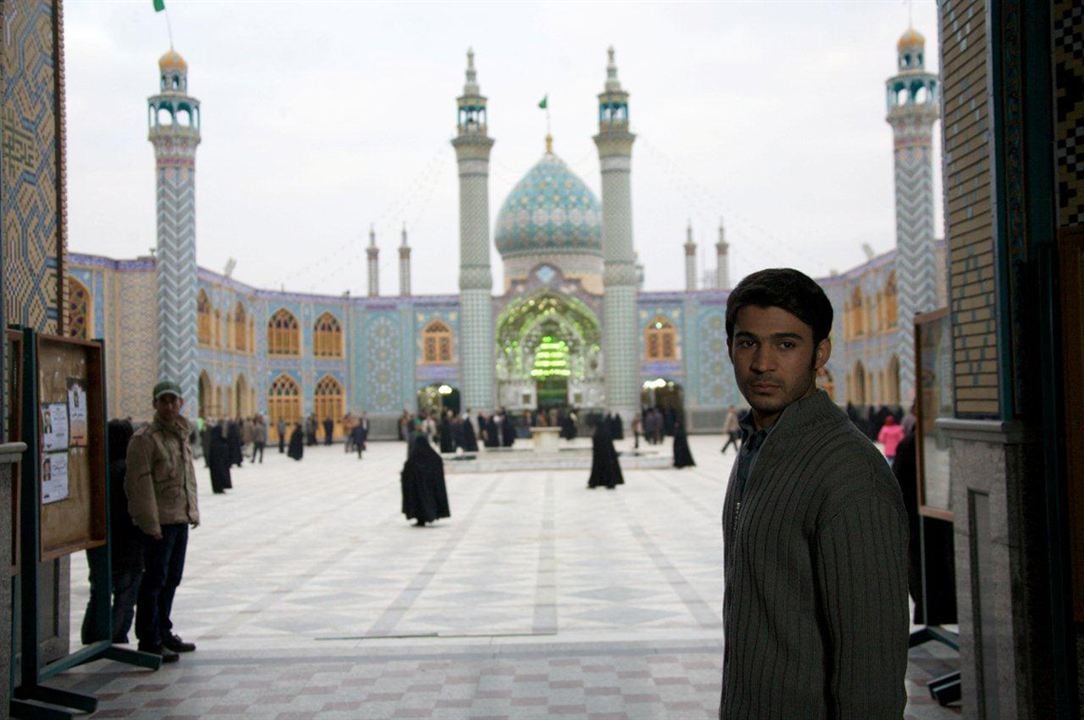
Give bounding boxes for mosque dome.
[495,143,602,259]
[897,27,925,51]
[159,48,187,72]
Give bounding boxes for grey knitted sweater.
[720,390,909,719]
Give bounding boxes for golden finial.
[545,133,553,154]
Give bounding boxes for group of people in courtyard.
[82,266,916,717]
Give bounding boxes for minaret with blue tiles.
[452,49,496,411]
[594,47,638,425]
[149,49,201,415]
[886,27,939,404]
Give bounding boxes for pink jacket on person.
[878,423,906,459]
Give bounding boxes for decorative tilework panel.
[2,0,64,334]
[1055,0,1084,227]
[363,313,401,413]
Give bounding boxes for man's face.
[153,393,184,423]
[728,305,830,429]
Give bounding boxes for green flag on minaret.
[538,95,548,110]
[153,0,165,12]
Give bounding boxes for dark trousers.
[136,523,188,650]
[278,434,285,453]
[721,431,741,453]
[252,442,265,463]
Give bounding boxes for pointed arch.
[883,272,898,330]
[422,320,453,364]
[313,375,345,439]
[198,370,213,418]
[313,312,344,358]
[197,290,213,346]
[234,374,249,417]
[644,315,677,360]
[233,302,249,353]
[267,374,302,437]
[885,355,901,405]
[67,277,92,340]
[850,287,866,337]
[852,360,867,405]
[213,308,222,347]
[268,308,300,356]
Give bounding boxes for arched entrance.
[884,355,901,405]
[641,377,685,435]
[417,384,461,416]
[495,291,602,410]
[234,374,249,418]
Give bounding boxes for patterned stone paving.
[55,436,960,718]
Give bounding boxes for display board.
[914,309,954,521]
[35,334,106,561]
[6,329,23,574]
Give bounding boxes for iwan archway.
[495,291,602,410]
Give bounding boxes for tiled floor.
[52,435,960,719]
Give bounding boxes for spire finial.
[463,48,479,95]
[401,223,408,246]
[369,224,376,247]
[545,133,553,154]
[605,46,622,92]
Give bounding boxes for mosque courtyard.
[56,435,958,719]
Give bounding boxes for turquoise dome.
[495,152,602,259]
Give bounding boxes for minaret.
[149,49,201,417]
[716,219,730,290]
[398,224,412,297]
[684,222,697,291]
[886,27,939,403]
[367,226,379,297]
[451,49,496,411]
[594,47,638,424]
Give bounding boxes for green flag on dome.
[153,0,165,11]
[538,95,548,110]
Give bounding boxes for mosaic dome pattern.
[495,153,602,259]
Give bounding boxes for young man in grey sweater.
[720,268,909,719]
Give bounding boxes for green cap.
[153,380,183,400]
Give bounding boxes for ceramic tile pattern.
[56,436,960,718]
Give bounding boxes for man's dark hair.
[725,268,834,345]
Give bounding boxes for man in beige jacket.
[125,380,200,662]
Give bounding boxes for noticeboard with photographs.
[914,309,954,521]
[35,334,107,561]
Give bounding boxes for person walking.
[277,418,287,454]
[671,418,696,468]
[350,413,368,459]
[587,417,624,490]
[877,415,906,461]
[207,423,232,494]
[720,269,908,719]
[323,416,334,446]
[125,381,200,663]
[720,405,741,454]
[287,422,305,461]
[251,415,267,464]
[400,435,451,527]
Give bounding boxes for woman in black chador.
[438,410,456,454]
[671,419,696,468]
[587,419,624,490]
[227,420,244,468]
[208,424,233,493]
[287,423,305,461]
[401,435,451,527]
[462,413,479,452]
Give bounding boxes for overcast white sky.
[64,1,942,296]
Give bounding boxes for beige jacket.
[125,415,200,537]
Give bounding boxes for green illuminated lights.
[531,336,571,378]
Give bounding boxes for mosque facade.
[65,29,946,439]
